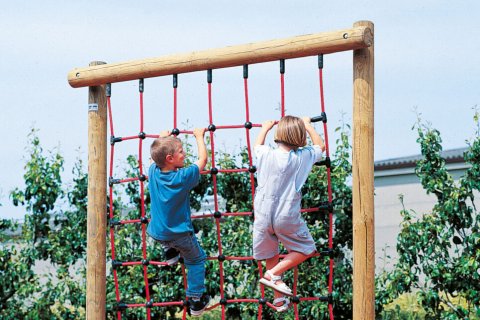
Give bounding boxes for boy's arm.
[302,117,325,152]
[193,128,207,171]
[254,120,275,147]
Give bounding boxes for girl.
[253,115,325,312]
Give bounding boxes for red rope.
[107,93,123,320]
[138,85,152,320]
[107,61,336,319]
[319,61,335,320]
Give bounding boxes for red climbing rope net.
[106,55,334,319]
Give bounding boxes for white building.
[374,147,475,272]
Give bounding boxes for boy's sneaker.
[188,293,211,317]
[165,248,180,266]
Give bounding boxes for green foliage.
[377,110,480,319]
[1,129,87,319]
[2,123,354,319]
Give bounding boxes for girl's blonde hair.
[274,115,306,150]
[150,136,182,168]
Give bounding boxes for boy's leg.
[173,233,207,297]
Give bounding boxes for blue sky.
[1,1,479,219]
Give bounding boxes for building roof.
[374,147,468,171]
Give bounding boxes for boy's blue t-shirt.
[147,163,200,241]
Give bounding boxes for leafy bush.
[377,110,480,319]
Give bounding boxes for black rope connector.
[318,201,334,212]
[112,260,123,270]
[243,64,248,79]
[173,74,178,88]
[171,128,180,136]
[244,121,252,129]
[208,124,216,132]
[318,54,324,69]
[213,211,222,219]
[109,177,120,187]
[140,216,149,224]
[106,83,112,97]
[207,69,213,84]
[138,132,146,139]
[315,156,331,168]
[109,219,121,227]
[248,165,257,173]
[258,298,267,305]
[250,210,255,221]
[145,300,153,308]
[182,299,188,307]
[320,248,335,258]
[139,79,144,93]
[179,257,184,264]
[218,254,226,262]
[220,298,228,305]
[139,174,147,182]
[115,302,128,311]
[292,296,301,304]
[210,168,218,175]
[110,136,123,145]
[280,59,285,74]
[142,259,150,266]
[311,112,327,123]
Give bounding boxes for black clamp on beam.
[173,74,178,88]
[106,83,112,97]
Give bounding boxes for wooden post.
[86,61,107,320]
[352,21,375,320]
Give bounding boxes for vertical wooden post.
[352,21,375,319]
[86,61,107,320]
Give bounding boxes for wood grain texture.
[68,26,372,88]
[86,61,107,320]
[352,21,375,320]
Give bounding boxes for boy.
[147,128,210,317]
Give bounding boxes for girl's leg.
[268,251,312,278]
[265,255,283,301]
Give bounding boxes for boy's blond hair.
[274,115,306,150]
[150,136,182,168]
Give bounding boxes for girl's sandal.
[273,296,290,312]
[259,270,293,296]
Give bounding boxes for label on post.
[88,103,98,112]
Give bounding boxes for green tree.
[2,129,87,319]
[377,111,480,319]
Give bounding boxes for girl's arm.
[254,120,275,147]
[303,117,325,152]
